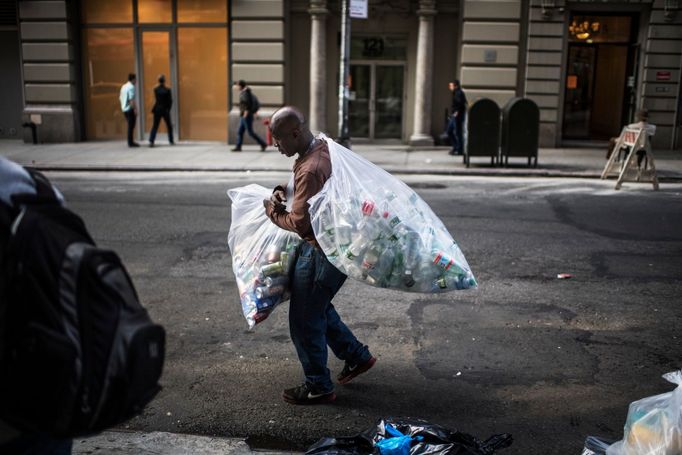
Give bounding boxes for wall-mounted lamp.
[664,0,679,21]
[541,0,556,20]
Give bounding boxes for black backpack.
[251,93,261,114]
[0,169,165,437]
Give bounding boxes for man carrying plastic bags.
[262,107,376,405]
[229,106,476,404]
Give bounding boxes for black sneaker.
[231,146,242,152]
[282,383,335,405]
[337,356,376,385]
[260,143,267,152]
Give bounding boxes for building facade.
[0,0,680,149]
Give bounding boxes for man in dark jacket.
[232,80,267,152]
[446,80,468,155]
[149,74,174,147]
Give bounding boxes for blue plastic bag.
[376,424,422,455]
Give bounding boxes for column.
[18,1,81,143]
[309,0,328,133]
[409,0,437,146]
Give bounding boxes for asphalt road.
[46,171,682,454]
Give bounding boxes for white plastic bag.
[227,184,301,328]
[606,370,682,455]
[308,135,476,293]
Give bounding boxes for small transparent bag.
[606,370,682,455]
[227,183,301,328]
[308,135,476,293]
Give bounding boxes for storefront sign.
[656,71,671,81]
[350,0,368,19]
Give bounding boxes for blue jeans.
[236,114,266,147]
[289,242,371,393]
[446,113,465,153]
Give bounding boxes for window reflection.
[178,0,227,22]
[178,28,227,140]
[139,0,172,23]
[142,32,171,136]
[82,0,132,23]
[82,28,135,139]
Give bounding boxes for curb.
[23,164,682,181]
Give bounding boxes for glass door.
[349,63,405,140]
[140,29,174,140]
[349,64,371,138]
[374,64,404,139]
[563,45,596,139]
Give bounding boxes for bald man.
[263,107,375,405]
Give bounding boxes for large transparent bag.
[308,135,476,293]
[227,184,301,328]
[606,370,682,455]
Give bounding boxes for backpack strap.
[10,168,59,205]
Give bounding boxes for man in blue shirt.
[119,73,139,148]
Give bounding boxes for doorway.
[140,29,176,142]
[562,15,638,141]
[349,63,405,140]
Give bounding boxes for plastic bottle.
[318,209,335,235]
[264,275,288,288]
[402,230,421,287]
[429,273,477,291]
[360,245,381,278]
[368,248,395,287]
[316,228,336,254]
[265,244,281,263]
[336,222,353,247]
[255,284,285,300]
[259,261,284,280]
[432,251,455,271]
[255,295,278,311]
[279,251,290,273]
[358,217,382,241]
[345,233,370,261]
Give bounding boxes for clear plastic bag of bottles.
[308,135,476,293]
[606,370,682,455]
[227,184,302,328]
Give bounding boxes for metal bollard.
[22,122,37,144]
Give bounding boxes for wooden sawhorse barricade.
[601,127,659,190]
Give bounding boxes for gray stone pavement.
[73,430,297,454]
[1,139,681,179]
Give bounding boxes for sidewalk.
[73,430,300,454]
[1,139,681,179]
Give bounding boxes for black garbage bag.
[306,417,512,455]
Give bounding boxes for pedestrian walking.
[232,80,267,152]
[119,73,139,148]
[263,106,376,405]
[446,80,467,155]
[149,74,174,147]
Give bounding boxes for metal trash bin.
[464,98,500,168]
[501,97,539,167]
